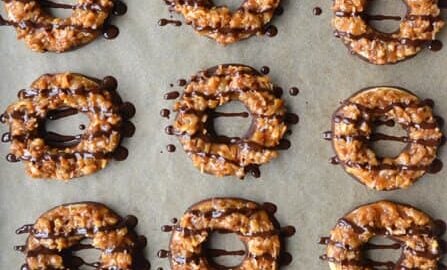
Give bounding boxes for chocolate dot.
[121,121,136,137]
[112,1,127,16]
[289,87,299,96]
[120,102,136,119]
[102,76,118,90]
[166,144,176,152]
[103,25,120,39]
[113,146,129,161]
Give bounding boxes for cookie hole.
[213,0,243,12]
[42,0,77,19]
[70,238,102,269]
[369,121,407,158]
[366,0,406,34]
[211,102,251,140]
[43,107,89,148]
[204,232,246,268]
[364,236,402,266]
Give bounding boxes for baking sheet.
[1,0,447,269]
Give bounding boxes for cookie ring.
[320,200,446,269]
[168,64,295,179]
[328,86,444,190]
[2,0,124,52]
[0,73,136,180]
[15,202,150,270]
[164,0,281,45]
[160,198,294,269]
[332,0,445,64]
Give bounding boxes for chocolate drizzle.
[1,76,136,164]
[159,200,295,268]
[16,214,150,270]
[333,9,444,51]
[0,0,127,41]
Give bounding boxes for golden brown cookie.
[326,86,444,190]
[320,201,446,269]
[0,73,136,180]
[158,197,295,270]
[332,0,445,64]
[165,64,298,179]
[1,0,127,52]
[163,0,281,45]
[15,202,150,270]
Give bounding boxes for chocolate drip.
[284,113,299,124]
[14,245,26,253]
[273,86,283,98]
[158,18,182,26]
[1,132,11,142]
[166,144,176,152]
[112,1,127,16]
[260,66,270,75]
[275,6,284,16]
[103,25,119,39]
[164,91,180,100]
[244,164,261,178]
[280,226,296,237]
[113,146,129,161]
[289,87,299,96]
[262,25,278,37]
[279,252,292,266]
[160,108,171,119]
[6,153,20,162]
[313,7,322,16]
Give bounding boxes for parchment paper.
[1,0,447,269]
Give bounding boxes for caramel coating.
[20,202,147,270]
[331,87,443,190]
[1,73,126,180]
[4,0,114,52]
[332,0,445,64]
[164,0,281,45]
[172,64,288,178]
[169,198,281,270]
[323,201,444,270]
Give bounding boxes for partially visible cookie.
[15,202,150,270]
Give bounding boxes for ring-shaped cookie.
[321,200,446,269]
[1,73,135,180]
[167,198,283,270]
[164,0,281,45]
[332,0,445,64]
[170,64,289,178]
[3,0,116,52]
[16,202,150,270]
[330,86,444,190]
